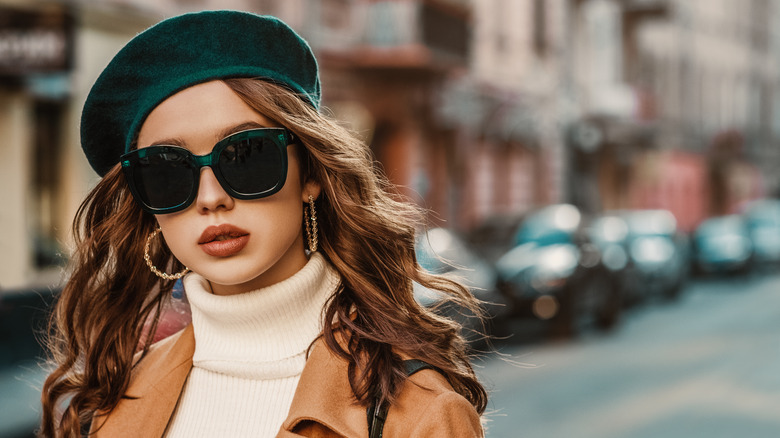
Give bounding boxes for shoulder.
[284,336,484,438]
[129,325,193,387]
[90,326,194,437]
[137,324,192,362]
[384,368,484,438]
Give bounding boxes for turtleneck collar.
[182,252,340,379]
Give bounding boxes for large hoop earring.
[144,227,190,280]
[304,195,318,253]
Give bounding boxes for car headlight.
[630,237,674,271]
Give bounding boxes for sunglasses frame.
[120,128,297,214]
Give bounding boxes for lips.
[198,224,250,257]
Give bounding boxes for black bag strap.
[367,359,440,438]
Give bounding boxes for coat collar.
[91,324,195,437]
[280,339,367,437]
[93,324,367,437]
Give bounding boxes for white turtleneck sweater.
[164,253,340,438]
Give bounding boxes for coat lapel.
[93,326,372,438]
[92,325,195,437]
[279,340,368,438]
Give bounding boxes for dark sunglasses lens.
[218,136,284,195]
[132,151,195,210]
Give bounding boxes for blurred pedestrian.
[39,10,485,438]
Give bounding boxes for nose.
[195,168,235,214]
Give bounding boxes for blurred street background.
[479,273,780,438]
[3,0,780,437]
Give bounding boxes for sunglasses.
[121,128,297,214]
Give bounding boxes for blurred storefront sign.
[0,6,74,75]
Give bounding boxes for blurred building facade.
[2,0,780,289]
[0,1,161,288]
[459,0,569,226]
[565,0,778,230]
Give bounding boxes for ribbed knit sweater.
[163,253,340,437]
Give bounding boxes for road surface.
[477,273,780,438]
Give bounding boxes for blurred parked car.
[465,213,525,263]
[495,204,621,337]
[414,227,507,344]
[618,209,689,302]
[692,215,753,275]
[585,214,631,309]
[743,199,780,270]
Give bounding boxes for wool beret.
[81,10,320,176]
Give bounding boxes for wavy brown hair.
[40,78,487,436]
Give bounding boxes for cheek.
[155,215,190,258]
[250,198,304,240]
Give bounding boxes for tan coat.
[91,325,484,437]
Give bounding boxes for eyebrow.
[144,121,273,148]
[217,121,272,140]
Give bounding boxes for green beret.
[81,10,320,176]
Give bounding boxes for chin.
[215,261,292,292]
[202,269,267,288]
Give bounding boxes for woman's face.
[137,80,319,295]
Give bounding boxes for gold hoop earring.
[304,195,318,252]
[144,227,190,280]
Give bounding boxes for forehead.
[136,81,275,150]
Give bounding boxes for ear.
[302,179,321,203]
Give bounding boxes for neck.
[209,239,310,296]
[181,252,340,376]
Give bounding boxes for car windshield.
[624,210,677,238]
[746,201,780,227]
[695,216,745,238]
[515,204,580,247]
[589,216,629,244]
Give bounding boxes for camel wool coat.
[90,325,484,437]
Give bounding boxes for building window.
[30,100,65,268]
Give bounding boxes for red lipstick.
[198,224,250,257]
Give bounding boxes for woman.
[40,10,486,437]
